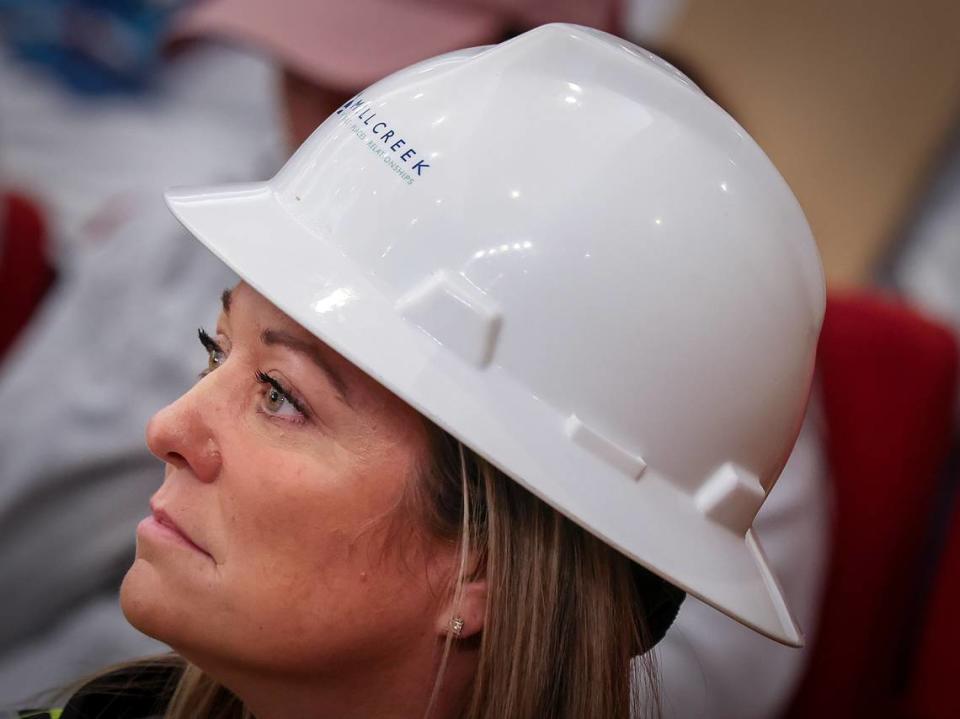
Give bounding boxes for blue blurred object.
[0,0,191,93]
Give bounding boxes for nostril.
[165,451,189,469]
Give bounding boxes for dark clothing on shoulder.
[19,662,181,719]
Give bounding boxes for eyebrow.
[260,329,354,408]
[221,288,232,314]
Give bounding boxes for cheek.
[201,455,439,668]
[224,458,352,573]
[226,461,392,602]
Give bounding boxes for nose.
[145,381,222,484]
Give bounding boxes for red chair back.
[787,293,958,718]
[900,488,960,719]
[0,192,55,361]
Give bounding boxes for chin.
[120,558,236,670]
[120,557,180,643]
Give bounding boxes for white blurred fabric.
[0,41,284,261]
[0,41,284,706]
[651,388,832,719]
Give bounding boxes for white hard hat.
[165,23,825,647]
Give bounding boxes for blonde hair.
[72,421,667,719]
[414,424,663,719]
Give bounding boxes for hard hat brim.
[164,182,804,648]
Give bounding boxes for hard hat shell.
[165,23,825,647]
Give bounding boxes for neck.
[183,640,478,719]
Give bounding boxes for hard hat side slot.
[564,413,648,481]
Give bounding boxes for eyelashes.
[196,327,309,423]
[198,327,225,378]
[198,327,219,353]
[255,370,307,416]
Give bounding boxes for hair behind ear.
[416,423,667,719]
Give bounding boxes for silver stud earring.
[450,616,464,637]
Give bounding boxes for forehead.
[227,282,350,363]
[223,282,329,343]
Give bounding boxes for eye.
[264,386,287,413]
[198,327,226,377]
[256,371,307,423]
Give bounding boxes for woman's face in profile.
[120,282,452,677]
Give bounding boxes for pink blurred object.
[173,0,620,91]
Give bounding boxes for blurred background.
[0,1,958,717]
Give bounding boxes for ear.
[435,578,487,640]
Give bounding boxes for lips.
[149,502,211,558]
